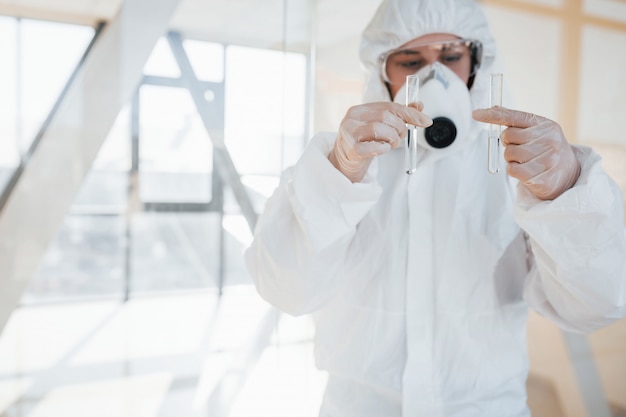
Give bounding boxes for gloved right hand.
[329,102,433,182]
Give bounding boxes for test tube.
[488,73,503,174]
[405,74,419,175]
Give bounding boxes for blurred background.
[0,0,624,416]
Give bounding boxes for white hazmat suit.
[245,0,626,416]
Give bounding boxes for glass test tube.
[405,74,419,175]
[488,73,503,174]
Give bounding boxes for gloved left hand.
[473,107,581,201]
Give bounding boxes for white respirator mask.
[393,62,473,154]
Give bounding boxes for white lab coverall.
[245,0,626,416]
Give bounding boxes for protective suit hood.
[360,0,497,109]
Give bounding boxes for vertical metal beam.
[125,89,141,302]
[562,332,613,417]
[305,0,317,143]
[0,0,182,333]
[131,89,140,173]
[557,0,583,143]
[16,17,23,159]
[166,32,258,232]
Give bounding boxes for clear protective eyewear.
[379,38,483,85]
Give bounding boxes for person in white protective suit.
[245,0,626,416]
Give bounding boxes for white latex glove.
[329,102,433,183]
[473,106,581,200]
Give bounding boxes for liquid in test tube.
[488,73,503,174]
[405,74,419,175]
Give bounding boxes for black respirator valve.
[425,117,457,149]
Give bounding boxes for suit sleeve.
[517,145,626,333]
[244,133,382,316]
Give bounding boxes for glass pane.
[24,215,126,304]
[578,25,626,145]
[515,0,563,7]
[37,107,133,308]
[584,0,626,23]
[482,6,562,120]
[183,39,224,82]
[68,108,131,214]
[72,171,128,215]
[93,106,131,172]
[4,0,318,413]
[0,16,18,193]
[19,19,93,153]
[130,212,222,294]
[143,37,181,78]
[139,85,213,203]
[224,45,307,176]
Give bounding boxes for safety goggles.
[379,38,483,84]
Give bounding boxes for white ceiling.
[0,0,383,51]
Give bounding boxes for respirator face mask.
[393,62,473,154]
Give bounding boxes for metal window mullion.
[16,17,23,161]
